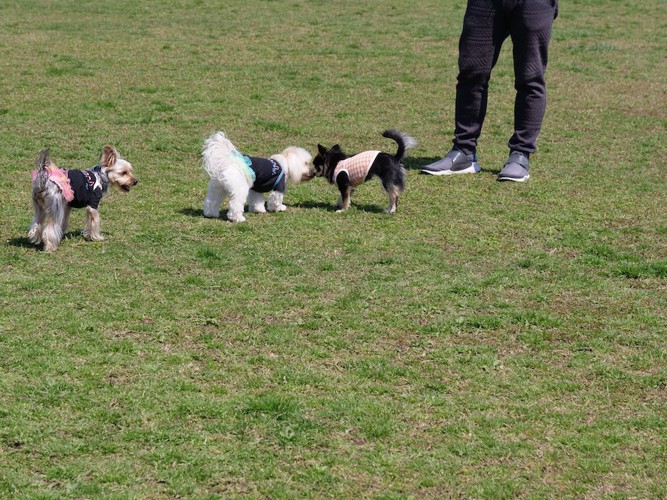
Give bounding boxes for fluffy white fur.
[202,131,314,222]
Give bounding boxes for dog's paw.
[384,208,396,214]
[266,198,286,212]
[27,226,42,244]
[249,205,267,214]
[228,215,246,223]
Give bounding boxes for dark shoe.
[420,149,481,176]
[497,152,530,182]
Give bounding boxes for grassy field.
[1,0,665,497]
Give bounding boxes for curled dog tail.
[202,130,248,180]
[382,129,417,162]
[33,148,51,192]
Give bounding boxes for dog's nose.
[133,178,139,185]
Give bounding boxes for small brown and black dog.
[29,146,137,252]
[314,130,416,213]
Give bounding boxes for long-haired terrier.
[314,129,417,213]
[202,131,315,223]
[28,145,137,252]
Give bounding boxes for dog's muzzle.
[122,179,138,191]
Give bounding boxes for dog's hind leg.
[227,184,250,223]
[203,179,225,218]
[42,198,65,252]
[42,222,63,252]
[382,168,404,214]
[385,186,401,214]
[28,198,44,245]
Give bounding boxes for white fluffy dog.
[202,131,314,222]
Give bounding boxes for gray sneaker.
[420,149,481,176]
[497,152,530,182]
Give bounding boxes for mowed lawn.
[0,0,665,497]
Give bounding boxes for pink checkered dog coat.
[332,150,380,186]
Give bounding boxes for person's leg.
[454,0,508,156]
[422,0,507,175]
[507,0,556,155]
[498,0,556,182]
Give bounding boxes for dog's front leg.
[335,186,352,212]
[334,173,353,212]
[83,206,104,241]
[267,191,286,212]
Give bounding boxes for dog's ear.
[100,145,118,169]
[317,144,328,155]
[331,144,342,152]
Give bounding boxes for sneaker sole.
[497,173,530,182]
[420,162,481,176]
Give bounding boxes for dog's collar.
[90,164,109,193]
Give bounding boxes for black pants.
[454,0,558,157]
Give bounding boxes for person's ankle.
[453,146,477,162]
[510,150,529,160]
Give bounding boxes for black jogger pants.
[453,0,558,156]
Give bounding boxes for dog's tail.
[202,131,248,180]
[382,129,417,162]
[33,148,52,192]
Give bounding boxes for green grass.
[1,0,666,497]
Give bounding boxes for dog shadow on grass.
[179,203,386,216]
[405,156,501,174]
[179,208,205,218]
[7,231,91,250]
[179,208,236,222]
[292,200,386,214]
[178,208,238,221]
[6,232,82,250]
[7,236,35,248]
